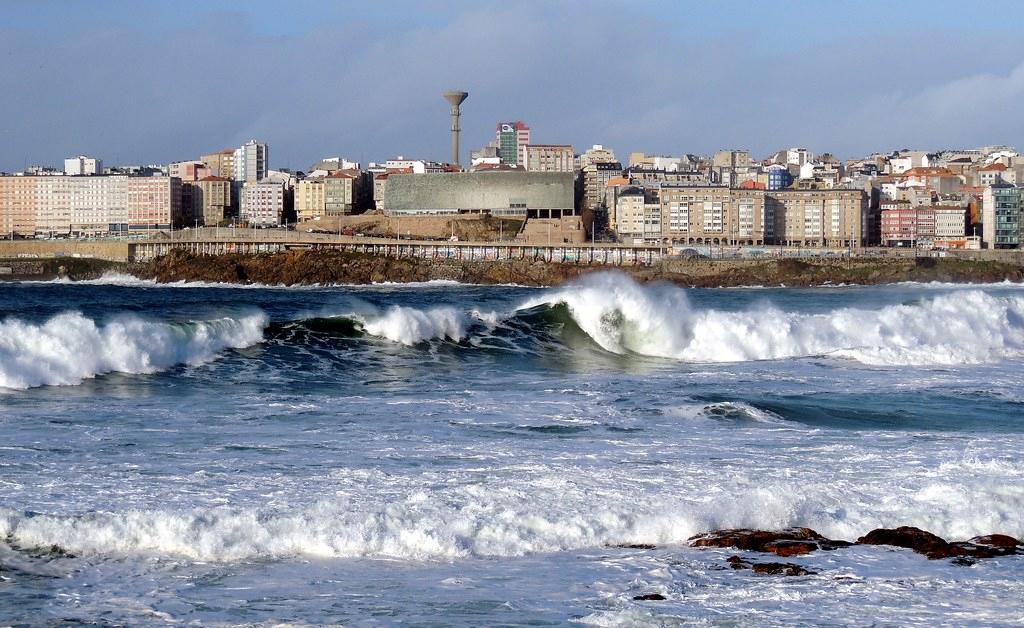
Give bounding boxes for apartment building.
[641,185,866,246]
[767,189,865,247]
[612,187,661,243]
[0,175,182,237]
[658,185,769,245]
[200,149,235,179]
[881,206,935,247]
[127,176,181,230]
[242,180,285,227]
[64,155,102,176]
[582,161,623,211]
[233,140,268,183]
[324,170,364,215]
[0,176,36,237]
[982,183,1022,249]
[193,176,232,225]
[294,177,326,221]
[523,145,574,172]
[933,206,968,239]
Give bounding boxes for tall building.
[582,161,623,212]
[233,140,268,183]
[496,121,530,166]
[982,183,1022,249]
[523,145,574,172]
[578,144,618,169]
[234,140,268,219]
[64,155,103,176]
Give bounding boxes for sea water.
[0,272,1022,625]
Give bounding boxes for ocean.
[1,272,1022,626]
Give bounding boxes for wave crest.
[0,311,268,389]
[518,273,1024,365]
[360,305,468,345]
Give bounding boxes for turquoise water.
[1,273,1022,625]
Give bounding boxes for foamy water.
[1,273,1022,625]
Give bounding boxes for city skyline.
[2,0,1023,172]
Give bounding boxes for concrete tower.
[443,91,469,166]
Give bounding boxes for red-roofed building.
[978,162,1009,186]
[324,169,368,215]
[898,167,962,194]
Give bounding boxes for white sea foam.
[32,271,320,290]
[518,272,1024,365]
[1,467,1021,562]
[359,305,468,345]
[0,311,268,389]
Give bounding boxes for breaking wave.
[517,273,1024,366]
[1,470,1020,562]
[360,305,469,345]
[0,311,268,389]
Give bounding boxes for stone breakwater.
[3,249,1024,287]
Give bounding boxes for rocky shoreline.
[3,249,1024,287]
[133,249,1024,287]
[617,526,1023,599]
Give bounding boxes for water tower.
[443,91,469,166]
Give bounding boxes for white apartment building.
[233,140,268,183]
[933,206,968,239]
[64,155,103,176]
[243,180,285,227]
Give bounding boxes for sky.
[2,0,1023,172]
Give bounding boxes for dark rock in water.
[751,562,816,577]
[611,543,657,550]
[727,555,816,576]
[633,593,667,601]
[948,541,1017,559]
[690,528,830,556]
[818,540,855,551]
[763,540,818,557]
[968,534,1023,549]
[727,555,748,569]
[857,526,951,558]
[858,527,1021,561]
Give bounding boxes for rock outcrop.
[689,528,830,557]
[119,249,1024,288]
[726,555,816,576]
[691,526,1021,573]
[858,527,1021,561]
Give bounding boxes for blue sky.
[2,0,1022,171]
